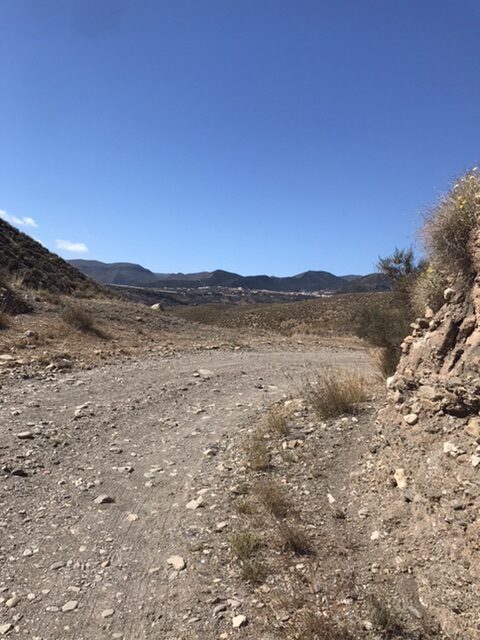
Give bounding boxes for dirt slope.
[0,345,369,640]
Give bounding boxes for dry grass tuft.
[245,433,270,471]
[240,559,267,584]
[277,521,312,555]
[423,169,480,280]
[305,370,369,419]
[291,611,354,640]
[230,531,259,561]
[254,479,290,518]
[235,497,256,515]
[61,303,107,338]
[266,405,289,437]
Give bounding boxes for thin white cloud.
[0,209,38,228]
[56,239,89,254]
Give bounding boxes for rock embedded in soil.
[61,600,78,612]
[167,555,186,571]
[94,494,115,504]
[232,614,248,628]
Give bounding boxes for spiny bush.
[305,370,369,418]
[423,168,480,280]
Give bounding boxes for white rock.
[101,608,115,618]
[186,497,203,510]
[404,413,418,426]
[471,455,480,468]
[443,441,460,456]
[0,623,13,635]
[61,600,78,612]
[167,555,186,571]
[394,468,407,489]
[5,595,20,609]
[232,614,248,628]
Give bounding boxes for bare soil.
[0,344,371,639]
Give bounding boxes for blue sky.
[1,0,480,276]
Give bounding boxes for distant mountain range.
[69,260,390,293]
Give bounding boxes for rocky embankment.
[379,277,480,639]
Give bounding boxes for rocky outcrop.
[377,252,480,638]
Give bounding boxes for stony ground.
[0,344,371,640]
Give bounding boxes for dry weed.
[305,370,369,419]
[254,479,290,518]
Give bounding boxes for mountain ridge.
[69,259,390,293]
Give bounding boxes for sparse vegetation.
[370,597,408,639]
[305,370,369,419]
[240,559,267,584]
[230,531,259,561]
[254,479,290,518]
[276,521,312,555]
[423,169,480,280]
[292,611,355,640]
[245,433,270,471]
[266,405,289,437]
[61,302,107,338]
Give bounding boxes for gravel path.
[0,345,369,639]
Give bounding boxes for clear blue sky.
[1,1,480,276]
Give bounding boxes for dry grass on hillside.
[169,292,391,340]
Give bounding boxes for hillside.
[69,260,389,293]
[0,219,99,294]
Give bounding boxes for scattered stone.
[465,417,480,439]
[61,600,78,612]
[16,431,34,440]
[101,608,115,618]
[5,595,20,609]
[0,623,13,636]
[443,441,460,457]
[167,555,186,571]
[94,494,115,505]
[186,497,203,510]
[404,413,418,426]
[232,614,248,628]
[393,468,407,489]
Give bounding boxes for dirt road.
[0,345,369,639]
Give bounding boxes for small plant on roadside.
[370,597,407,638]
[240,559,267,584]
[245,432,270,471]
[254,479,290,518]
[235,497,256,515]
[266,405,289,437]
[230,531,259,561]
[277,521,312,555]
[305,370,369,419]
[292,610,355,640]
